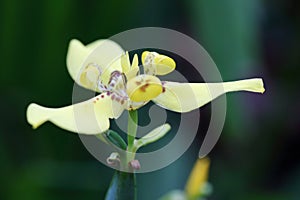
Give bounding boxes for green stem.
[105,110,138,200]
[127,110,138,152]
[105,171,136,200]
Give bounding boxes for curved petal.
[66,39,124,91]
[142,51,176,75]
[153,78,265,113]
[126,75,163,102]
[26,93,125,135]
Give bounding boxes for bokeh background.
[1,0,299,199]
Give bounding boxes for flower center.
[126,75,163,102]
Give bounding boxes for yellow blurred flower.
[185,158,211,199]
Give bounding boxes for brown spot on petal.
[139,83,149,92]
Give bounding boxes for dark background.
[1,0,299,199]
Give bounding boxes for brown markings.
[139,83,149,92]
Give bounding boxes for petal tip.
[256,78,265,94]
[26,103,49,129]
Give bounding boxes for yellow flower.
[26,39,265,135]
[185,158,210,199]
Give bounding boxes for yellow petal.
[153,78,265,113]
[131,54,139,68]
[142,51,176,75]
[121,51,130,73]
[126,75,163,102]
[66,39,124,91]
[125,66,139,81]
[26,93,125,135]
[123,53,139,80]
[185,158,210,198]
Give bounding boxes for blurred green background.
[1,0,299,199]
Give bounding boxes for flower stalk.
[105,171,136,200]
[105,110,139,200]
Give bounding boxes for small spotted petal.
[142,51,176,75]
[26,93,125,135]
[153,78,265,113]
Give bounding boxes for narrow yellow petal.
[131,54,139,68]
[66,39,124,91]
[153,78,265,113]
[185,158,210,198]
[125,66,139,81]
[126,75,163,102]
[26,93,125,135]
[142,51,176,75]
[121,51,130,73]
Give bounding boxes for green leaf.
[105,130,127,150]
[133,123,171,151]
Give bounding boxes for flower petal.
[131,54,139,68]
[153,78,265,113]
[126,75,163,102]
[66,39,124,91]
[142,51,176,75]
[121,51,130,73]
[185,158,210,198]
[26,93,125,135]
